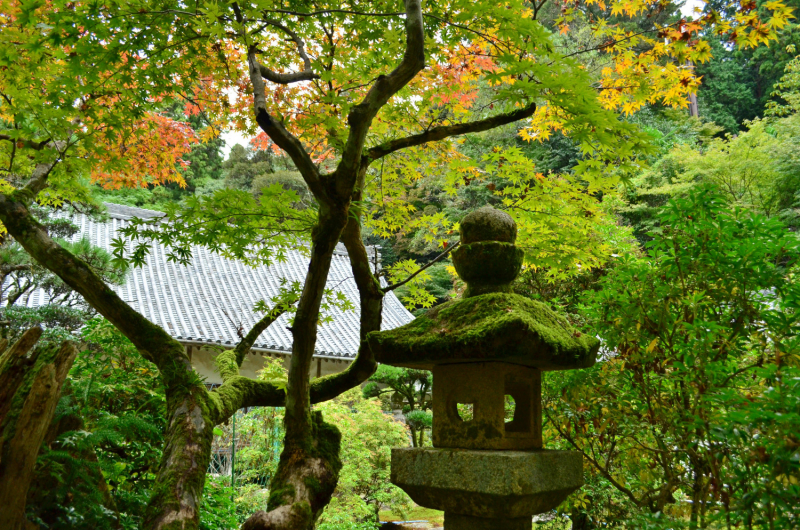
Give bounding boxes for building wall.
[187,344,350,385]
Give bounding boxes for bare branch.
[234,2,317,84]
[14,136,71,202]
[233,302,295,366]
[382,242,460,293]
[0,264,31,275]
[263,8,404,17]
[365,103,537,161]
[253,56,318,84]
[255,17,319,84]
[247,47,325,198]
[19,161,59,201]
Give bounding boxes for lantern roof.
[367,291,599,370]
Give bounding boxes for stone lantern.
[366,207,600,530]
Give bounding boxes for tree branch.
[263,8,404,17]
[212,301,296,420]
[308,343,380,403]
[0,192,218,529]
[0,135,51,151]
[255,17,319,84]
[19,161,59,202]
[365,103,537,162]
[302,211,387,402]
[233,302,295,366]
[382,242,459,293]
[209,375,287,423]
[335,0,425,194]
[213,347,384,423]
[545,406,644,508]
[247,47,325,199]
[218,207,392,417]
[253,53,318,84]
[0,195,188,378]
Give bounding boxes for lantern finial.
[452,206,524,297]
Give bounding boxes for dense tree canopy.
[1,0,796,529]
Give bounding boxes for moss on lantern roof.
[367,292,599,370]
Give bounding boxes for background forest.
[2,0,800,528]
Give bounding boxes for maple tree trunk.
[145,385,217,530]
[0,327,78,530]
[243,207,348,530]
[1,185,386,530]
[241,165,387,529]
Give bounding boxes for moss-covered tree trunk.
[0,327,78,530]
[0,197,219,530]
[243,207,348,530]
[238,0,427,524]
[0,185,386,530]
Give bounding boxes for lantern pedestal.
[391,448,583,529]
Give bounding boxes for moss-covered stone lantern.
[366,206,600,530]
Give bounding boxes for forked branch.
[336,0,425,186]
[256,16,318,84]
[247,48,325,198]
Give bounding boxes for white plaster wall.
[189,345,349,385]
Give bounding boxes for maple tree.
[0,0,793,529]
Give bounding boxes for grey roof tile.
[16,203,414,359]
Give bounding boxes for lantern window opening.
[504,377,532,434]
[455,402,475,422]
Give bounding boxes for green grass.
[533,518,571,529]
[380,507,573,529]
[381,506,444,525]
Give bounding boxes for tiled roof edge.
[102,202,381,261]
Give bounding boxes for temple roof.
[16,203,414,360]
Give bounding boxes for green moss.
[310,410,342,475]
[2,339,61,446]
[291,501,313,523]
[460,207,517,244]
[143,387,216,530]
[266,411,342,515]
[268,483,297,509]
[214,348,239,382]
[451,242,524,297]
[367,292,600,370]
[304,476,322,495]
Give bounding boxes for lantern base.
[391,448,583,520]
